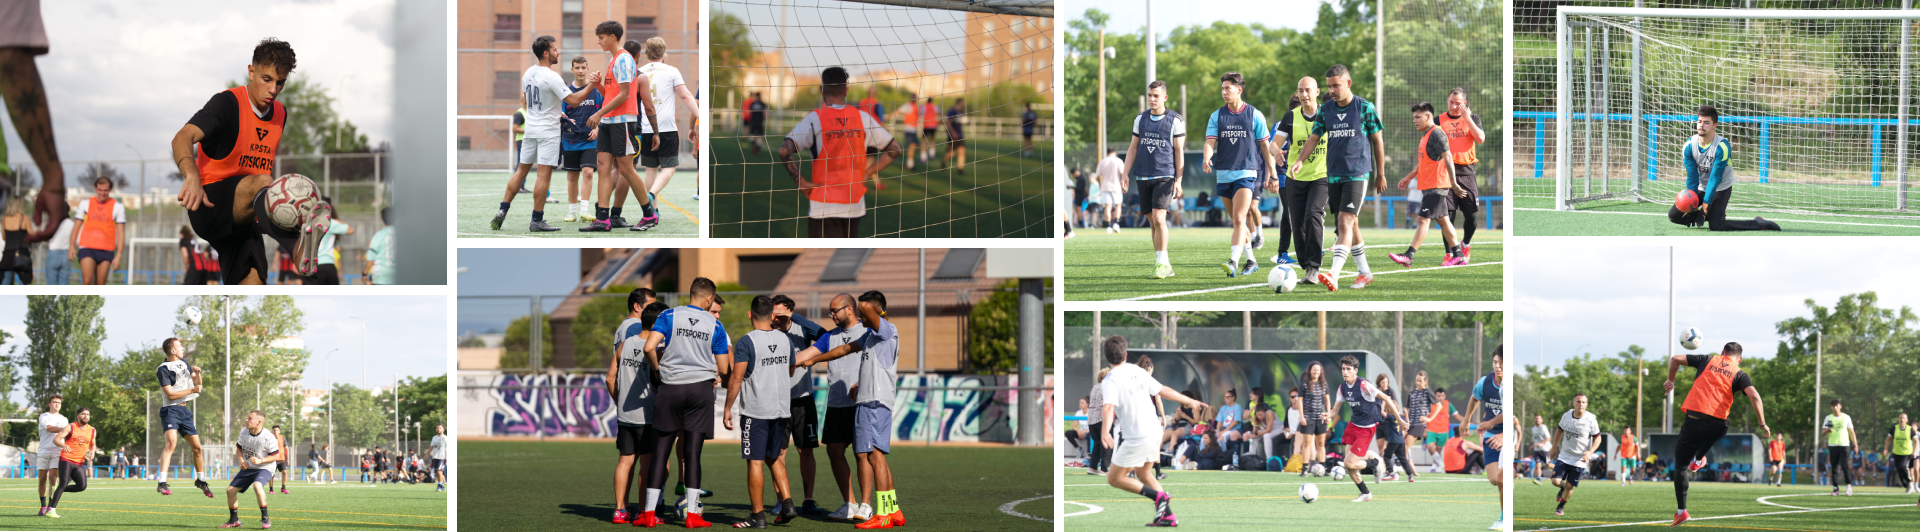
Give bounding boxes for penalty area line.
[1111,261,1502,301]
[1514,207,1920,229]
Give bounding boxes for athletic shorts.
[160,404,198,436]
[34,450,59,470]
[1451,164,1480,213]
[1408,428,1428,444]
[1342,424,1377,454]
[1301,417,1328,436]
[184,177,269,285]
[641,132,680,168]
[740,416,791,461]
[1136,177,1178,212]
[0,0,48,54]
[1532,450,1550,464]
[76,247,114,264]
[903,131,919,146]
[276,461,288,472]
[1111,436,1158,468]
[651,381,716,435]
[921,128,938,141]
[1214,176,1259,201]
[1331,179,1368,215]
[230,468,274,492]
[616,423,657,456]
[1628,458,1644,468]
[1022,128,1035,139]
[1424,430,1449,446]
[1482,433,1504,466]
[560,148,598,171]
[1417,189,1454,219]
[854,402,892,455]
[1099,190,1124,206]
[518,136,560,167]
[788,397,820,449]
[823,405,857,444]
[1551,460,1585,486]
[597,121,637,157]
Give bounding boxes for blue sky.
[1,295,444,407]
[1511,245,1920,374]
[456,248,580,335]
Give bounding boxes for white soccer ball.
[1309,463,1326,477]
[1298,483,1319,504]
[1679,326,1703,350]
[1332,466,1346,481]
[264,174,321,231]
[1267,264,1299,293]
[184,307,202,325]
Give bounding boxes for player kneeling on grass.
[45,406,96,518]
[1548,394,1600,516]
[1664,341,1770,527]
[724,296,804,528]
[1667,104,1779,232]
[1202,72,1275,280]
[221,411,284,529]
[1390,102,1466,268]
[1094,335,1204,527]
[1328,355,1407,501]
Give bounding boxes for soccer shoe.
[1488,519,1505,531]
[530,220,560,232]
[1239,259,1259,277]
[490,210,507,230]
[158,481,173,495]
[854,503,874,521]
[1145,512,1179,527]
[287,201,335,276]
[279,488,288,494]
[799,499,824,515]
[629,215,660,231]
[1351,493,1372,503]
[1351,274,1372,289]
[683,512,713,528]
[776,504,799,525]
[1387,252,1413,267]
[853,514,894,529]
[828,503,854,520]
[888,510,904,527]
[1221,261,1238,278]
[45,508,59,518]
[579,220,613,232]
[731,512,767,529]
[1460,244,1472,258]
[1757,217,1781,231]
[1846,485,1853,496]
[197,479,215,498]
[1445,254,1469,266]
[220,519,244,528]
[1671,509,1690,527]
[262,518,272,529]
[609,216,631,229]
[563,212,579,223]
[1274,253,1297,266]
[37,507,46,516]
[633,511,665,527]
[1251,231,1264,250]
[1087,467,1101,475]
[1316,271,1339,292]
[614,509,633,524]
[1532,477,1541,485]
[1152,263,1175,279]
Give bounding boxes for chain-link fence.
[1382,0,1505,208]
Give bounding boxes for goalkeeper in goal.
[1666,104,1780,232]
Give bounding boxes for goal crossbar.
[1554,7,1915,214]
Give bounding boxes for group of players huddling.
[604,281,909,528]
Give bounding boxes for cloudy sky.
[715,0,1016,77]
[1062,0,1329,36]
[0,0,394,186]
[1511,245,1920,374]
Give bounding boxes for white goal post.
[1554,6,1917,214]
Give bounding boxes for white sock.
[645,488,661,512]
[1328,245,1350,277]
[158,472,168,482]
[567,203,578,217]
[195,472,205,481]
[1155,251,1169,265]
[1229,245,1243,264]
[1354,245,1371,275]
[689,491,702,514]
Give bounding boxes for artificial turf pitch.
[456,168,701,238]
[1062,468,1503,530]
[1512,197,1920,236]
[1515,476,1920,531]
[456,440,1051,532]
[1064,227,1504,301]
[0,476,447,530]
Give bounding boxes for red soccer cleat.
[219,520,243,528]
[1317,271,1338,292]
[1671,510,1689,527]
[1687,457,1706,473]
[613,509,632,524]
[854,514,894,529]
[632,511,664,528]
[889,511,904,527]
[683,512,712,528]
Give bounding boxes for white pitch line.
[1514,207,1920,229]
[1063,500,1104,518]
[1522,502,1914,531]
[997,495,1052,522]
[1112,261,1503,301]
[0,484,378,491]
[1063,478,1488,487]
[1755,491,1912,510]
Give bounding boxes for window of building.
[457,137,471,150]
[819,249,873,283]
[494,71,518,100]
[561,10,583,51]
[628,16,658,43]
[494,14,521,42]
[931,249,985,280]
[737,255,799,292]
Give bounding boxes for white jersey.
[1098,362,1164,441]
[637,61,687,133]
[1556,409,1602,468]
[520,65,572,139]
[236,427,281,470]
[37,412,69,452]
[158,359,198,406]
[429,435,447,460]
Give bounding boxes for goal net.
[709,0,1055,238]
[1514,4,1916,216]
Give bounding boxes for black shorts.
[597,121,637,157]
[1551,460,1585,487]
[823,405,857,444]
[230,469,273,492]
[807,217,862,238]
[184,177,269,285]
[740,416,790,461]
[1450,164,1480,213]
[561,148,598,171]
[651,381,715,434]
[616,423,658,456]
[1673,412,1730,469]
[1331,179,1368,215]
[1417,190,1454,219]
[921,128,938,140]
[788,397,820,449]
[313,263,340,285]
[949,136,966,149]
[1136,177,1177,212]
[641,132,680,168]
[1302,417,1328,435]
[161,404,198,436]
[1533,450,1550,463]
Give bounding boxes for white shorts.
[1111,438,1160,469]
[1100,191,1124,205]
[518,136,561,167]
[35,451,61,470]
[808,199,866,219]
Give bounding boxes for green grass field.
[1064,227,1503,301]
[456,169,700,238]
[456,440,1051,532]
[1062,468,1504,529]
[0,476,446,530]
[708,137,1053,238]
[1513,196,1920,236]
[1516,476,1919,531]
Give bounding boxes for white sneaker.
[1846,485,1853,496]
[853,503,874,520]
[1351,493,1372,503]
[827,502,854,520]
[1487,519,1505,531]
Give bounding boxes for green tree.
[22,296,107,407]
[499,314,553,370]
[967,279,1055,373]
[572,286,642,370]
[1772,292,1919,462]
[327,383,386,450]
[711,11,756,107]
[397,374,448,444]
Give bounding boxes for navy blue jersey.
[1381,412,1406,444]
[1129,110,1186,179]
[561,83,601,151]
[1311,96,1384,178]
[1473,371,1503,435]
[1338,378,1385,428]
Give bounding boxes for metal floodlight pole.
[1144,0,1154,86]
[394,375,401,456]
[1814,330,1822,469]
[1016,277,1044,446]
[917,249,926,379]
[1097,29,1106,156]
[224,297,233,446]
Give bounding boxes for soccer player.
[220,411,283,529]
[1821,399,1857,496]
[271,426,290,493]
[918,97,940,165]
[1326,356,1407,501]
[1094,149,1126,234]
[941,98,968,173]
[1529,415,1551,484]
[724,296,805,528]
[746,92,768,155]
[776,67,900,238]
[1389,102,1465,268]
[635,278,729,527]
[491,35,572,232]
[1202,72,1274,279]
[35,394,67,516]
[794,291,906,529]
[44,406,94,518]
[1296,361,1331,477]
[1888,413,1915,493]
[1667,104,1780,231]
[636,37,700,203]
[1021,103,1039,157]
[156,338,213,497]
[607,288,658,524]
[1124,81,1186,279]
[810,294,872,521]
[574,21,661,233]
[1436,88,1485,261]
[1375,374,1415,482]
[560,55,601,222]
[310,204,351,285]
[1464,346,1505,530]
[1425,387,1459,472]
[430,425,448,492]
[1549,394,1601,516]
[1290,65,1386,291]
[71,176,125,284]
[1402,371,1435,479]
[1094,335,1206,527]
[1273,77,1328,277]
[895,93,920,170]
[1621,427,1640,486]
[1766,431,1785,487]
[771,295,829,515]
[172,38,333,284]
[1664,341,1771,526]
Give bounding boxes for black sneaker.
[578,220,612,232]
[1251,231,1264,249]
[799,499,824,515]
[529,220,560,232]
[489,210,506,230]
[157,481,172,495]
[195,479,213,498]
[775,500,799,524]
[608,216,631,229]
[731,511,767,529]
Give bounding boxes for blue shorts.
[1551,460,1584,486]
[740,416,790,461]
[77,247,115,264]
[1214,176,1259,200]
[855,403,892,455]
[431,459,445,472]
[230,468,274,492]
[160,405,198,436]
[1483,433,1503,466]
[904,131,919,146]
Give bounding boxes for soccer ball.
[1267,264,1299,293]
[184,307,202,325]
[264,174,321,231]
[1309,463,1326,477]
[1331,466,1347,481]
[1298,483,1319,503]
[1679,326,1703,350]
[1675,189,1702,212]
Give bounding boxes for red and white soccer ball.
[265,174,320,231]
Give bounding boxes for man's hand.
[587,71,602,85]
[1102,430,1116,450]
[1289,162,1302,177]
[723,409,735,431]
[28,188,70,242]
[1663,379,1675,393]
[649,135,661,151]
[1489,434,1505,451]
[586,114,603,129]
[688,129,700,152]
[588,128,599,141]
[1201,159,1213,174]
[177,180,214,210]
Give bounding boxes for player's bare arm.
[777,139,814,191]
[589,69,626,129]
[1121,136,1141,185]
[1744,386,1770,439]
[606,350,621,399]
[723,357,748,430]
[632,72,661,151]
[867,140,902,190]
[1369,131,1388,193]
[1201,136,1216,174]
[674,84,700,146]
[171,124,214,209]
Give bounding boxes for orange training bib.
[195,86,283,185]
[807,106,869,205]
